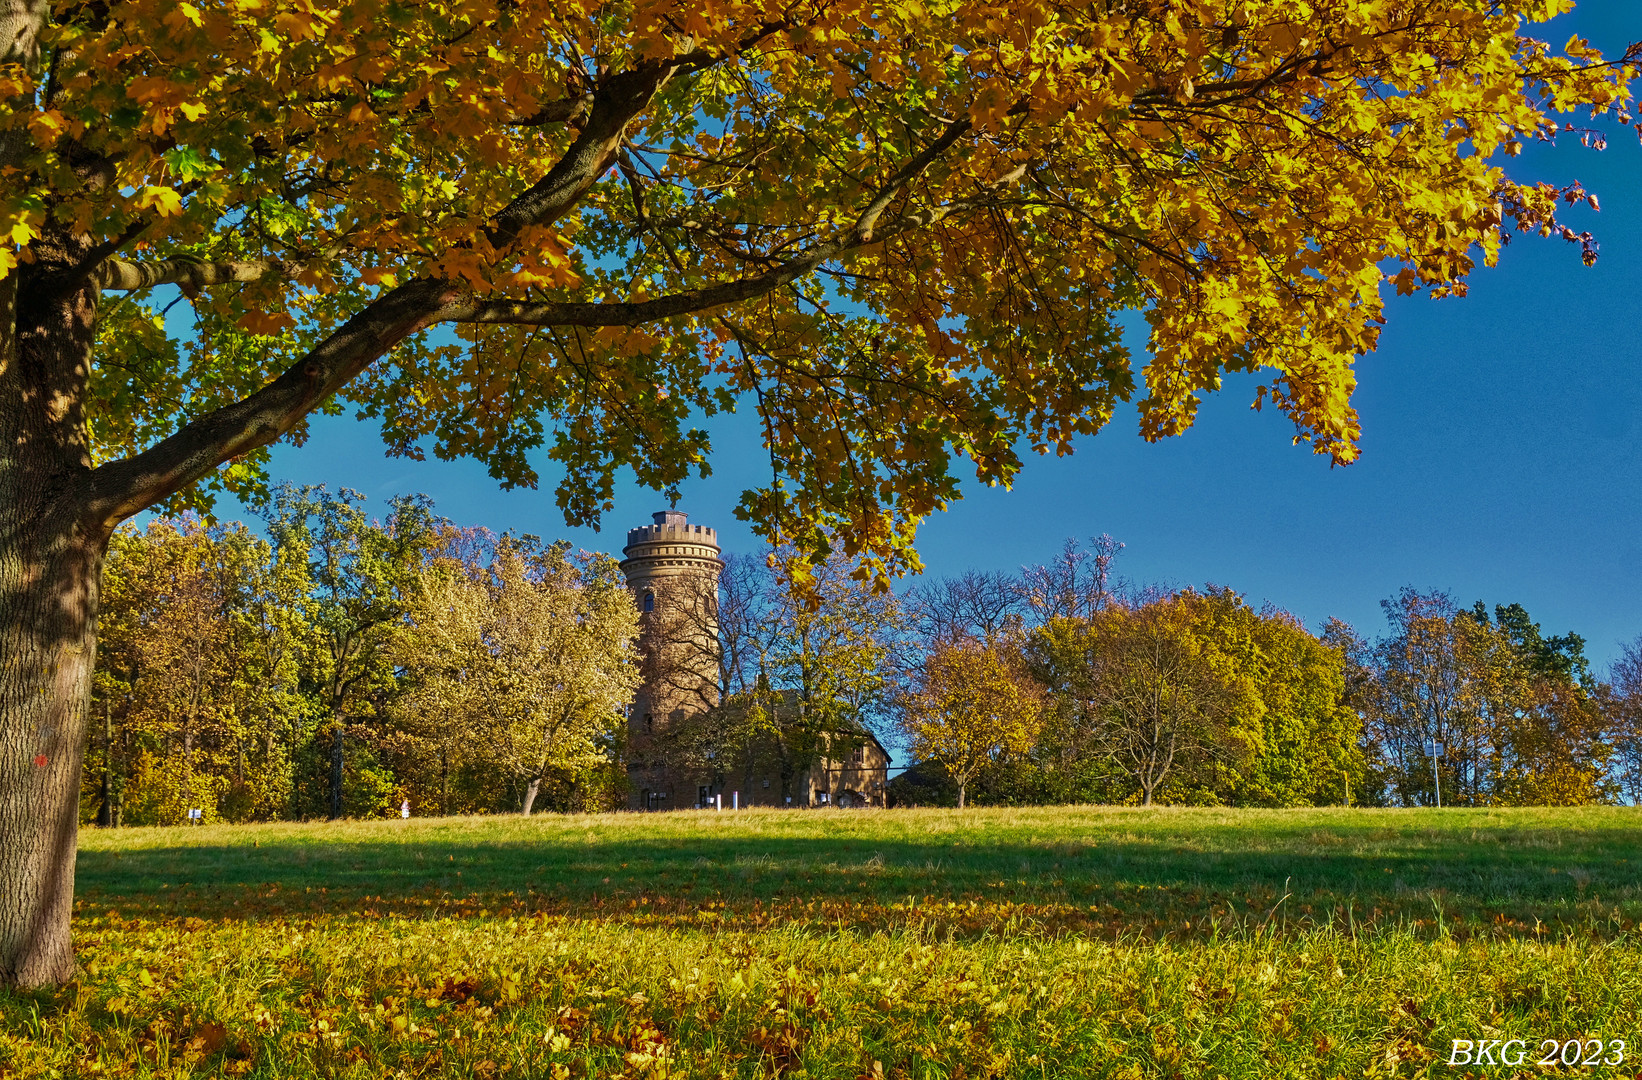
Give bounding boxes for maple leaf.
[135,186,184,217]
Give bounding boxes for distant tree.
[657,548,905,804]
[1466,602,1611,805]
[87,519,240,825]
[1604,637,1642,805]
[756,550,908,802]
[398,540,640,816]
[218,523,323,821]
[1020,615,1125,796]
[390,538,496,817]
[908,570,1026,648]
[1186,590,1364,808]
[1082,597,1263,806]
[1353,590,1613,807]
[1476,602,1592,688]
[84,517,319,826]
[262,486,439,819]
[1019,536,1126,627]
[1353,590,1487,806]
[1486,679,1613,806]
[1023,590,1361,808]
[901,534,1129,803]
[902,642,1041,809]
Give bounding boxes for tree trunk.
[96,699,114,827]
[956,781,966,809]
[329,723,344,820]
[522,777,541,816]
[0,527,101,986]
[0,246,108,985]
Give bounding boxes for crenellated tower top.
[620,510,724,589]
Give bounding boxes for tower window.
[643,591,655,612]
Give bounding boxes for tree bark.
[0,521,101,985]
[0,232,107,985]
[521,777,541,817]
[956,781,966,809]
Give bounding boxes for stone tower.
[620,510,724,810]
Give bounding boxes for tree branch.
[447,246,841,327]
[82,21,989,525]
[853,115,973,242]
[455,135,1018,329]
[86,57,684,526]
[95,257,286,296]
[508,95,590,128]
[447,199,973,328]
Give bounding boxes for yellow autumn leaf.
[135,186,184,217]
[162,2,202,30]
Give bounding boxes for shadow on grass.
[73,820,1642,942]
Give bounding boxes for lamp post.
[1427,738,1444,808]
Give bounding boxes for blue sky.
[226,3,1642,669]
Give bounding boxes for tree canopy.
[902,640,1040,809]
[7,0,1632,573]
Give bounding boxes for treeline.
[81,498,1642,823]
[81,486,637,826]
[634,535,1642,810]
[888,539,1642,808]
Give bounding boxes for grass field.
[5,806,1641,1079]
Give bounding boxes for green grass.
[6,806,1642,1078]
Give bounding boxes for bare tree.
[907,570,1026,647]
[1019,535,1125,626]
[1606,636,1642,805]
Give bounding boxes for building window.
[852,745,864,765]
[642,591,655,612]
